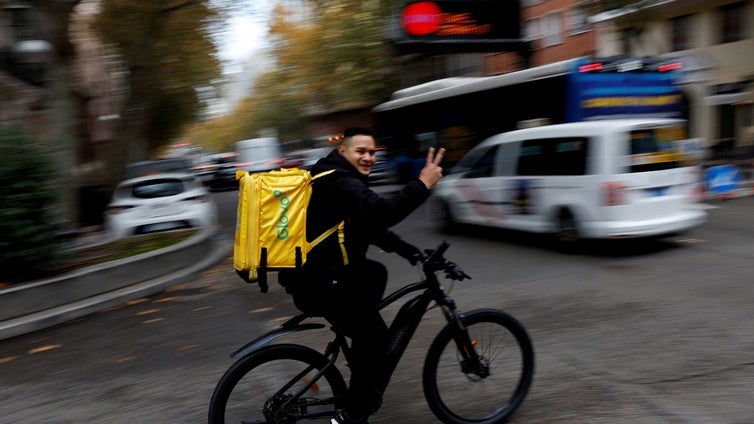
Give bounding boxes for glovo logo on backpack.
[273,189,290,240]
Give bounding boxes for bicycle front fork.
[442,301,490,379]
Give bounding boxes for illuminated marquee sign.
[391,0,522,54]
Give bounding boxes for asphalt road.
[1,191,753,423]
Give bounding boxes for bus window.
[416,132,438,153]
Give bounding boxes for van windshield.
[450,145,489,175]
[627,125,689,172]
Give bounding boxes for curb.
[0,225,232,341]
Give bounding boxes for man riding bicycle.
[278,127,445,424]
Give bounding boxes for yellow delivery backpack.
[233,167,347,292]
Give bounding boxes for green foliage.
[0,127,65,282]
[235,0,399,141]
[91,0,225,156]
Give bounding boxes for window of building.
[524,18,540,41]
[620,28,633,55]
[720,2,744,43]
[446,54,482,77]
[542,12,563,47]
[739,103,752,128]
[671,14,692,51]
[567,6,590,34]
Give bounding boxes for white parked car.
[431,119,707,247]
[105,173,218,239]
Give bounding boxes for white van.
[235,138,284,173]
[431,119,707,245]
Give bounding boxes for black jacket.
[305,149,430,271]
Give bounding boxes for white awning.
[704,92,752,106]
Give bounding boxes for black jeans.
[279,260,389,418]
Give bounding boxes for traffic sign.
[705,164,743,195]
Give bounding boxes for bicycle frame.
[378,255,488,382]
[230,241,487,388]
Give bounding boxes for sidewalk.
[0,225,232,341]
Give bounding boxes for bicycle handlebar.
[421,240,471,281]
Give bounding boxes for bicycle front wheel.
[208,343,348,424]
[423,309,535,424]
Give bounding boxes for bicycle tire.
[208,343,348,424]
[423,309,535,424]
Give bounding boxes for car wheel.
[554,212,582,253]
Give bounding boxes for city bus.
[372,56,688,181]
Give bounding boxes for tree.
[92,0,225,167]
[0,126,64,282]
[239,0,399,142]
[29,0,82,224]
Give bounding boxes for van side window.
[517,140,550,175]
[462,145,498,178]
[516,137,589,176]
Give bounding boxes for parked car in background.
[431,119,707,247]
[208,161,240,191]
[193,152,237,187]
[124,157,194,179]
[105,173,218,239]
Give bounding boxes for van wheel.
[555,213,581,252]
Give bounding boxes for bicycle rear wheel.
[208,344,348,424]
[423,309,535,424]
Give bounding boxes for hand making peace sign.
[418,147,446,189]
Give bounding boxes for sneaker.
[330,410,368,424]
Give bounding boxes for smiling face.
[338,134,377,176]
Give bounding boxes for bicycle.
[208,240,535,424]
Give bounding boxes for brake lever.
[445,263,471,281]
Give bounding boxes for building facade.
[1,0,49,131]
[483,0,596,74]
